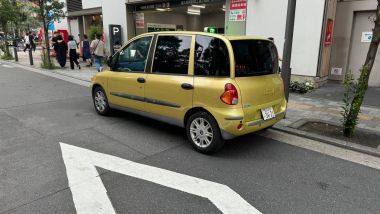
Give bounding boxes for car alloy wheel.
[186,112,224,154]
[190,118,214,148]
[93,87,110,115]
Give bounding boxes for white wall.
[246,0,326,77]
[102,0,128,55]
[82,0,102,9]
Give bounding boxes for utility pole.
[281,0,297,101]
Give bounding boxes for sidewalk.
[277,93,380,133]
[12,49,97,82]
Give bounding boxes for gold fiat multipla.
[91,31,287,153]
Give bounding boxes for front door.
[108,36,153,110]
[145,35,194,124]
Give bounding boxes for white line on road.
[260,129,380,170]
[60,142,262,214]
[2,64,14,68]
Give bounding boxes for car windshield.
[231,40,279,77]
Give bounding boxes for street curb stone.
[273,124,380,158]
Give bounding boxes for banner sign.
[229,0,247,22]
[135,13,145,29]
[324,19,334,46]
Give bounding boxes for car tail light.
[220,83,239,105]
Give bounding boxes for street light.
[282,0,297,102]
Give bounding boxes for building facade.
[66,0,380,87]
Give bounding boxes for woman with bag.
[68,35,81,70]
[90,34,105,72]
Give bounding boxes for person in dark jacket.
[53,35,67,68]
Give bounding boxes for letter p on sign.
[113,27,120,35]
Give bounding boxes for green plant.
[40,51,57,69]
[290,80,315,94]
[88,25,102,40]
[1,53,13,60]
[343,66,369,137]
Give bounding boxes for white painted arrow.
[60,143,262,214]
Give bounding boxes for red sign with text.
[230,0,247,10]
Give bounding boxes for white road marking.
[60,143,261,214]
[2,64,14,68]
[260,129,380,170]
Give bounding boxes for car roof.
[137,31,269,41]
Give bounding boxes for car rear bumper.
[220,111,286,140]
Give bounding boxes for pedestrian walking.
[90,34,105,72]
[30,32,36,52]
[68,35,81,70]
[23,32,31,52]
[81,34,92,67]
[53,35,67,68]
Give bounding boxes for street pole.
[281,0,297,102]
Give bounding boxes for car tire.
[186,112,225,154]
[92,87,110,115]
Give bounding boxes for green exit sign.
[205,27,217,34]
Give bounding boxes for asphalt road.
[0,62,379,214]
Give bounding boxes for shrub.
[342,66,369,137]
[290,80,315,94]
[88,25,102,40]
[40,51,58,69]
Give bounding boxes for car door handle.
[137,77,146,83]
[181,83,194,90]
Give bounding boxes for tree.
[0,0,17,58]
[343,0,380,137]
[29,0,65,68]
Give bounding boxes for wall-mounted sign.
[135,13,144,29]
[361,32,373,43]
[138,2,170,10]
[229,0,247,22]
[331,67,343,76]
[136,0,224,11]
[109,25,122,55]
[147,23,176,32]
[324,19,334,46]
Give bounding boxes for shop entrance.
[127,1,226,38]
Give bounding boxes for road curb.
[272,125,380,158]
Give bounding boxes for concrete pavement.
[0,59,380,214]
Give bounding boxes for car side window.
[116,36,152,72]
[194,35,230,77]
[152,35,192,75]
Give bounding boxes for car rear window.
[231,40,279,77]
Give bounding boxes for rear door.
[144,34,194,124]
[230,39,285,121]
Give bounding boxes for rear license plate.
[261,107,275,121]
